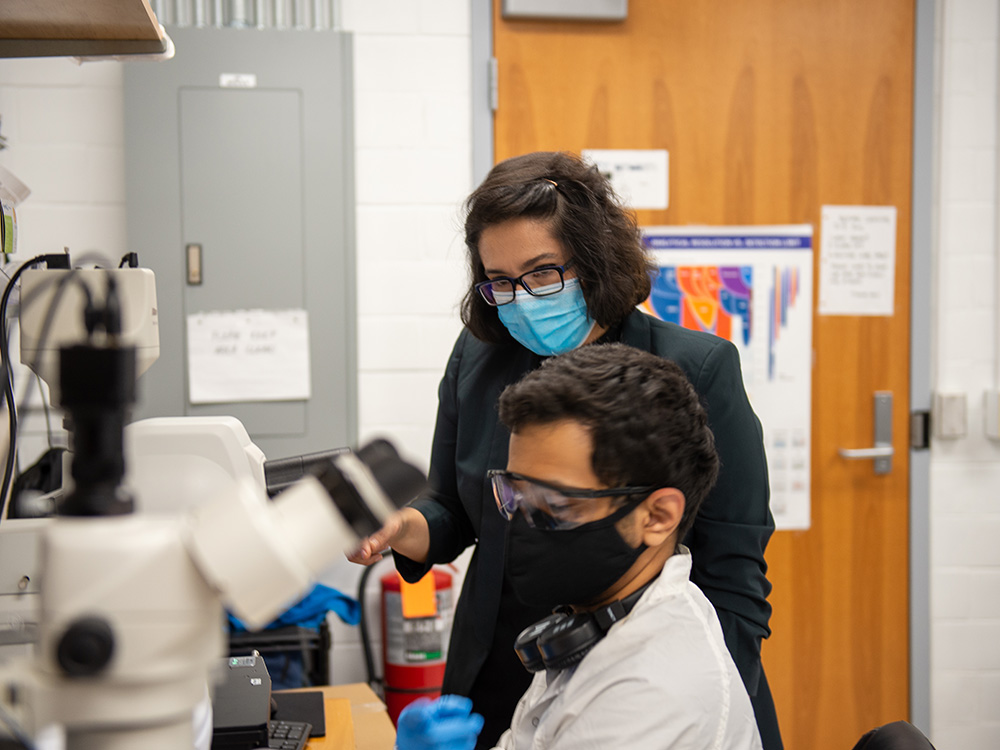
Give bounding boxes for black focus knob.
[56,616,115,677]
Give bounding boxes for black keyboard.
[266,719,312,750]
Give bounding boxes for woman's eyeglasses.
[489,469,655,530]
[475,264,571,306]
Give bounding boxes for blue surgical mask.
[497,278,596,356]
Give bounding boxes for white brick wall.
[296,0,475,686]
[0,60,126,260]
[5,0,1000,741]
[336,0,473,685]
[930,1,1000,747]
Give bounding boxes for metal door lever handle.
[838,445,894,459]
[838,392,893,475]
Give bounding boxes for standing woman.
[349,151,780,749]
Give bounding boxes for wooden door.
[494,2,913,749]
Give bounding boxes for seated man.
[396,343,763,750]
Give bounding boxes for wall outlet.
[986,391,1000,440]
[932,392,967,439]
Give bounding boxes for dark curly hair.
[497,343,719,542]
[461,152,656,343]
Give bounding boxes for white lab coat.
[493,547,763,750]
[193,684,213,750]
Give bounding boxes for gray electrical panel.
[123,26,355,459]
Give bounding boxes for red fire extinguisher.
[381,568,453,725]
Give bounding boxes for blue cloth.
[228,583,360,632]
[395,696,484,750]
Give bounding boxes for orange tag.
[399,571,438,619]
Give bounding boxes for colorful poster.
[641,225,813,530]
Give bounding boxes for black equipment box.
[211,654,272,750]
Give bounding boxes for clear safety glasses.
[489,469,655,531]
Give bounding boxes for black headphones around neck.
[513,581,654,673]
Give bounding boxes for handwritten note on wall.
[818,205,897,316]
[187,309,311,404]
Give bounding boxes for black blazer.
[396,309,776,739]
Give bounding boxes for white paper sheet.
[582,149,669,209]
[186,309,311,404]
[818,205,897,316]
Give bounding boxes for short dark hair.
[497,343,719,541]
[461,151,656,343]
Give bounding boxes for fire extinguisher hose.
[357,549,390,694]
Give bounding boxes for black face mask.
[505,501,647,610]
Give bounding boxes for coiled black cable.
[0,255,76,512]
[357,552,391,696]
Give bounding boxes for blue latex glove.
[395,695,485,750]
